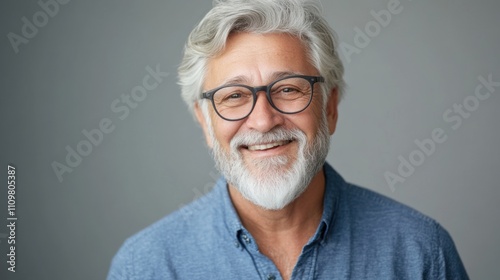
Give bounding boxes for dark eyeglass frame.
[201,75,325,121]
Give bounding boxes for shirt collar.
[314,162,344,245]
[215,176,245,241]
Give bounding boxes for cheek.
[212,117,241,148]
[294,101,324,140]
[310,95,326,120]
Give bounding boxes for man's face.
[195,32,339,209]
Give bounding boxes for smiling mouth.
[244,140,293,151]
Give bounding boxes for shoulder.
[107,184,224,279]
[334,183,468,278]
[344,183,437,226]
[132,184,221,243]
[323,162,439,235]
[340,182,444,243]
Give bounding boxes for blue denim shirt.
[108,163,468,279]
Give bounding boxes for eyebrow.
[220,71,303,86]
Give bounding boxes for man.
[108,0,468,279]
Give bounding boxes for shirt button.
[234,241,240,248]
[267,274,276,280]
[241,234,251,244]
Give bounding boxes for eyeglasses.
[201,75,324,121]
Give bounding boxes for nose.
[244,91,285,132]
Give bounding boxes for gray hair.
[178,0,345,114]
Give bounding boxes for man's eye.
[282,87,298,93]
[276,87,301,95]
[221,92,247,103]
[228,93,242,99]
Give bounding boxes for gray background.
[1,0,499,279]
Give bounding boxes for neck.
[228,169,326,280]
[228,169,326,242]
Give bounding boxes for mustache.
[230,127,304,150]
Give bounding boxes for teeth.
[247,140,289,151]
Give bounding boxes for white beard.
[205,109,331,210]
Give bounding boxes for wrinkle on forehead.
[205,33,318,90]
[220,71,306,86]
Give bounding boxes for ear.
[194,102,213,148]
[326,88,339,135]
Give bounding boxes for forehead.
[204,32,318,89]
